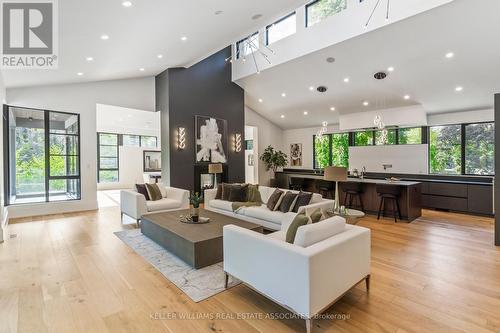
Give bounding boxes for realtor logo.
[1,0,58,68]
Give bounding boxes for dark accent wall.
[155,46,245,191]
[495,94,500,246]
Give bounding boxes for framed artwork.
[195,116,228,163]
[290,143,302,167]
[143,150,161,172]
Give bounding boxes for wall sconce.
[233,133,242,153]
[178,127,186,150]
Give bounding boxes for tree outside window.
[307,0,347,27]
[465,123,494,175]
[429,125,461,174]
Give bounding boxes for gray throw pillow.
[266,189,284,211]
[228,184,249,202]
[292,191,313,213]
[279,191,299,213]
[286,214,310,243]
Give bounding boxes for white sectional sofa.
[120,185,190,225]
[204,186,334,230]
[223,213,371,333]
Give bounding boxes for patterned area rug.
[114,229,240,302]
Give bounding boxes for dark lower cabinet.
[422,182,493,215]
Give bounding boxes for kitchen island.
[276,171,422,222]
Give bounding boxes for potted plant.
[190,192,203,222]
[260,146,288,187]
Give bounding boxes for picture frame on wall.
[290,143,302,167]
[143,150,162,172]
[195,115,228,164]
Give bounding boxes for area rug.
[114,229,240,302]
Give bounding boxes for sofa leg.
[136,219,140,228]
[365,274,371,292]
[305,319,312,333]
[224,272,229,289]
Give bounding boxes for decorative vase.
[192,207,199,222]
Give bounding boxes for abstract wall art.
[195,116,228,163]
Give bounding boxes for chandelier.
[317,121,329,138]
[365,0,390,28]
[374,115,388,144]
[225,34,275,74]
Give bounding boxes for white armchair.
[223,224,371,333]
[120,185,189,226]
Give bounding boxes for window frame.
[313,132,350,169]
[3,105,81,206]
[305,0,347,27]
[236,32,259,59]
[97,132,120,183]
[463,122,495,176]
[265,12,297,46]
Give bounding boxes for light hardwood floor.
[1,206,499,333]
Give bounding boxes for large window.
[465,123,494,175]
[354,130,374,146]
[429,125,462,175]
[313,133,349,169]
[375,129,396,145]
[140,136,157,148]
[4,106,81,205]
[236,33,259,59]
[266,12,296,45]
[306,0,347,27]
[98,133,119,183]
[123,134,140,147]
[399,127,422,145]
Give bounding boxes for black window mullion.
[44,112,50,202]
[461,124,466,175]
[328,134,333,166]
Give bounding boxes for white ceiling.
[240,0,500,129]
[1,0,306,88]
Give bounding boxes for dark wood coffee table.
[140,208,263,269]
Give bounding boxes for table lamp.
[324,166,348,213]
[208,163,223,188]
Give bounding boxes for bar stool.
[289,177,305,191]
[342,182,364,211]
[317,180,334,199]
[376,184,402,222]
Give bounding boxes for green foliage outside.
[314,135,330,168]
[399,128,422,145]
[429,125,461,174]
[465,123,494,175]
[355,131,374,146]
[307,0,347,26]
[314,133,349,169]
[375,129,396,145]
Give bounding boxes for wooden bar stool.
[342,182,364,211]
[316,180,334,199]
[376,184,402,222]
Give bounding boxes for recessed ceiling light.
[215,10,223,15]
[309,86,314,91]
[330,107,335,111]
[77,72,83,76]
[445,52,455,59]
[280,114,285,118]
[343,77,350,83]
[363,101,369,106]
[157,54,163,59]
[258,98,263,103]
[326,57,336,63]
[303,111,308,115]
[139,68,145,71]
[455,86,463,92]
[100,34,109,40]
[181,36,188,41]
[122,1,132,7]
[404,95,410,100]
[252,14,263,20]
[281,93,286,97]
[86,57,93,61]
[387,66,395,72]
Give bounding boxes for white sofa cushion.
[241,205,284,224]
[267,230,286,241]
[146,198,182,212]
[293,216,346,248]
[209,199,234,212]
[156,182,168,198]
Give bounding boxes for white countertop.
[285,173,421,186]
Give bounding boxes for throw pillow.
[156,182,168,198]
[228,184,249,202]
[266,189,284,211]
[292,191,313,213]
[247,184,262,203]
[286,213,310,243]
[310,208,324,223]
[215,184,223,200]
[279,191,299,213]
[135,184,150,201]
[145,183,162,201]
[221,183,233,201]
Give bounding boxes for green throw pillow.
[247,184,262,203]
[310,208,324,223]
[286,214,310,243]
[145,183,162,201]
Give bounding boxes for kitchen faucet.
[361,166,366,179]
